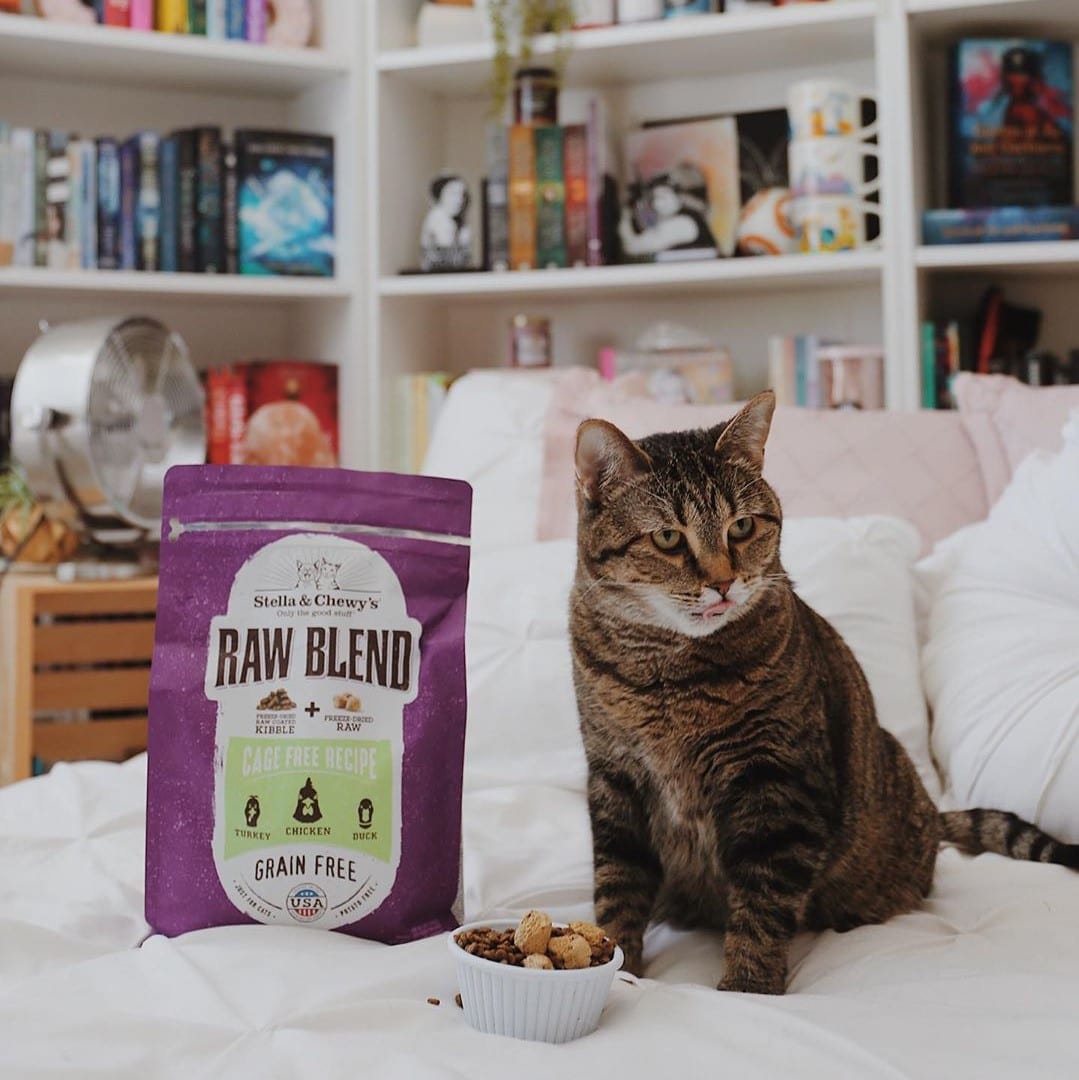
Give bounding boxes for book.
[206,0,226,38]
[33,130,47,267]
[103,0,131,26]
[130,0,152,30]
[79,140,97,271]
[137,131,160,271]
[245,0,266,42]
[664,0,713,15]
[222,141,238,274]
[768,335,797,406]
[189,0,206,34]
[949,39,1073,208]
[226,0,245,38]
[391,372,452,473]
[534,126,567,269]
[174,129,198,272]
[563,124,589,267]
[235,129,335,277]
[157,0,188,33]
[159,135,179,272]
[921,322,937,409]
[585,97,614,267]
[64,140,83,270]
[96,136,121,270]
[736,108,789,206]
[507,124,536,270]
[119,134,139,270]
[922,205,1079,244]
[44,131,71,271]
[8,128,35,268]
[482,124,509,272]
[195,126,223,273]
[623,115,738,259]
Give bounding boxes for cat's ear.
[575,419,651,505]
[714,391,775,471]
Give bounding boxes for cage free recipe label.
[205,534,419,928]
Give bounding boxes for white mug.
[787,78,878,141]
[788,137,879,199]
[793,195,881,253]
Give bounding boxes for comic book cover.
[950,38,1073,208]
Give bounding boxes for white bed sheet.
[2,755,1079,1079]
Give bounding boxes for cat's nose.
[712,579,735,598]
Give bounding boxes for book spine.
[921,322,936,409]
[159,135,179,273]
[483,124,509,272]
[189,0,206,34]
[225,0,245,38]
[119,136,139,270]
[222,141,238,275]
[96,136,121,270]
[156,0,188,33]
[80,140,97,270]
[227,365,247,464]
[44,131,71,271]
[585,98,606,267]
[196,127,223,273]
[206,369,227,463]
[563,124,589,267]
[206,0,226,38]
[804,335,820,408]
[176,130,198,272]
[138,132,160,272]
[245,0,266,42]
[129,0,152,29]
[507,124,536,271]
[104,0,131,26]
[794,336,807,407]
[64,141,82,270]
[534,126,566,269]
[33,130,47,268]
[664,0,711,15]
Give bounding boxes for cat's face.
[574,392,782,639]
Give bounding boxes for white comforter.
[2,755,1079,1079]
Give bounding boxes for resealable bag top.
[146,465,472,943]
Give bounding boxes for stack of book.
[484,100,617,271]
[9,0,283,42]
[768,335,885,410]
[768,335,831,407]
[391,373,453,474]
[0,124,334,277]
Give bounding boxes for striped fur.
[569,393,1076,996]
[941,810,1079,869]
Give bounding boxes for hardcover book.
[563,123,589,267]
[137,130,161,271]
[96,136,121,270]
[235,129,335,277]
[507,124,536,270]
[226,0,245,38]
[534,125,567,269]
[206,0,226,38]
[78,140,96,270]
[160,135,179,272]
[33,130,47,267]
[736,108,789,206]
[223,141,239,274]
[44,131,71,270]
[129,0,152,30]
[245,0,266,42]
[923,206,1079,244]
[195,126,223,273]
[63,140,84,270]
[103,0,131,26]
[9,128,35,268]
[175,129,198,272]
[157,0,188,33]
[119,134,139,270]
[482,124,509,272]
[189,0,207,34]
[949,39,1074,208]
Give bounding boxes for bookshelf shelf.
[379,253,884,302]
[906,0,1079,33]
[916,242,1079,274]
[0,268,350,303]
[376,2,878,96]
[0,12,349,97]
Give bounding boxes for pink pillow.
[539,371,987,552]
[953,374,1079,505]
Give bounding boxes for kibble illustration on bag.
[146,466,472,943]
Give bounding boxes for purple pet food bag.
[146,466,472,942]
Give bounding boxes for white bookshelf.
[0,3,367,465]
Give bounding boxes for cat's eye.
[728,517,755,541]
[651,528,685,552]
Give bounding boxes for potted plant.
[0,465,80,565]
[486,0,576,115]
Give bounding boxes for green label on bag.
[224,738,392,863]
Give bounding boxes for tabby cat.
[569,391,1078,996]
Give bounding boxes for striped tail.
[941,810,1079,869]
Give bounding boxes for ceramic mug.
[793,195,881,253]
[788,137,880,199]
[787,78,878,141]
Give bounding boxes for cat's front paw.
[618,941,644,978]
[717,971,786,996]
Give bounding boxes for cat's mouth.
[695,598,738,620]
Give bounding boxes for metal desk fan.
[10,316,205,561]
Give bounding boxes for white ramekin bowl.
[448,919,624,1043]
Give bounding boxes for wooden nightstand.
[0,572,158,786]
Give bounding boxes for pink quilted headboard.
[539,369,989,552]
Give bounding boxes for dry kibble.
[522,953,554,970]
[568,921,606,947]
[455,993,463,1008]
[547,933,591,970]
[513,909,552,956]
[426,997,440,1006]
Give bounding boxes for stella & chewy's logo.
[250,551,384,612]
[287,882,328,923]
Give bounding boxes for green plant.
[0,464,33,516]
[486,0,577,117]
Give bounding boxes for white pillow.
[465,516,939,802]
[921,413,1079,839]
